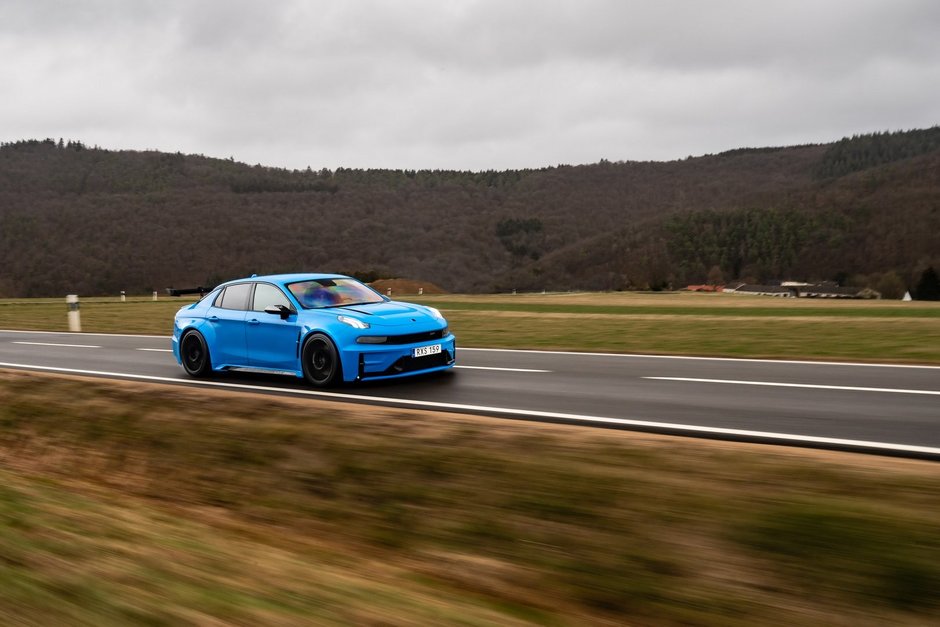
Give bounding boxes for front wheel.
[180,331,212,377]
[302,333,342,387]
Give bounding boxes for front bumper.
[170,330,182,365]
[344,334,456,381]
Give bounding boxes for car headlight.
[337,315,370,329]
[425,306,445,320]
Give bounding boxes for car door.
[206,282,251,366]
[246,282,300,371]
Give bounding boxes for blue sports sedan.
[171,273,455,386]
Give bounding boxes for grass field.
[1,370,939,625]
[2,292,938,363]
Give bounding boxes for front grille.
[383,328,447,345]
[361,349,453,379]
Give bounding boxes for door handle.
[248,319,260,325]
[208,316,220,323]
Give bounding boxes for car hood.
[333,301,439,327]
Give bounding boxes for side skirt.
[224,366,303,378]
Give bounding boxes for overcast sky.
[2,0,938,171]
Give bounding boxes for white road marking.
[1,328,938,370]
[136,348,173,352]
[12,341,101,349]
[1,329,168,339]
[645,376,940,396]
[461,347,940,370]
[0,361,938,458]
[455,365,550,373]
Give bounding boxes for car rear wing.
[165,286,214,297]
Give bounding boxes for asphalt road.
[2,329,938,458]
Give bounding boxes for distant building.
[730,284,793,297]
[724,283,880,299]
[796,285,878,299]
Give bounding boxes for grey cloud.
[1,0,938,170]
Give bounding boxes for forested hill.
[0,127,938,297]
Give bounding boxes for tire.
[180,331,212,378]
[302,333,341,387]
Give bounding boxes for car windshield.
[287,278,386,309]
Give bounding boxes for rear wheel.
[180,331,212,377]
[302,333,341,387]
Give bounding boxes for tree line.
[0,128,938,297]
[814,126,940,179]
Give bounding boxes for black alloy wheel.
[302,333,341,387]
[181,331,212,377]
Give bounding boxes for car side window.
[200,289,221,305]
[252,283,292,312]
[215,283,251,310]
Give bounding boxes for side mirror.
[264,305,294,320]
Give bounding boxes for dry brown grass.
[416,290,940,310]
[2,369,940,625]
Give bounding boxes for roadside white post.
[152,291,158,301]
[66,294,81,332]
[120,290,126,302]
[418,287,423,295]
[387,288,392,296]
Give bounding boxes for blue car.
[172,273,455,386]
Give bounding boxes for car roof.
[217,273,350,288]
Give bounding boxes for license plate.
[413,344,442,358]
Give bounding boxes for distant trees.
[850,271,907,299]
[0,132,938,296]
[228,163,340,193]
[0,138,88,151]
[815,126,940,179]
[665,208,819,283]
[336,268,388,283]
[872,272,906,299]
[915,267,940,300]
[707,265,724,285]
[230,177,338,194]
[496,217,545,260]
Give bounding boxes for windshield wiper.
[319,300,384,310]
